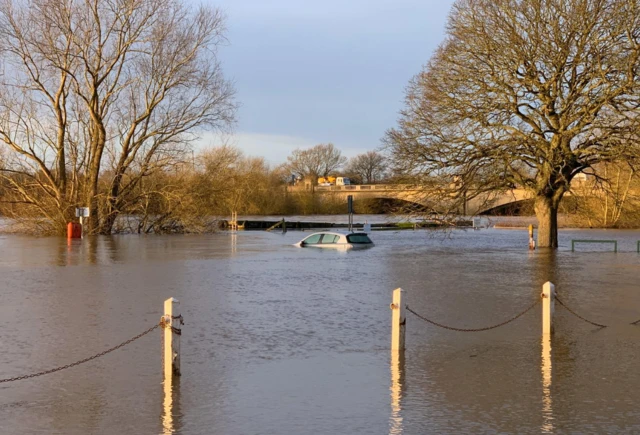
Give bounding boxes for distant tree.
[286,143,347,182]
[571,162,640,228]
[192,145,282,215]
[385,0,640,247]
[346,151,388,184]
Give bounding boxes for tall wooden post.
[162,298,181,433]
[391,288,406,351]
[347,195,354,232]
[542,282,555,335]
[528,224,535,250]
[164,297,181,378]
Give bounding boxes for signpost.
[347,195,353,232]
[75,207,90,238]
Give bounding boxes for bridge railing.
[314,184,417,192]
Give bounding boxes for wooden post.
[162,298,181,433]
[528,224,535,250]
[542,282,555,335]
[164,297,181,378]
[391,288,406,351]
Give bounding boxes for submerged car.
[294,231,374,250]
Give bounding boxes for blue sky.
[201,0,456,165]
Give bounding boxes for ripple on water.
[0,228,639,434]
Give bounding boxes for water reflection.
[87,235,98,264]
[389,351,405,434]
[541,336,553,433]
[58,236,101,266]
[102,236,119,263]
[230,232,237,255]
[1,229,640,434]
[532,249,559,290]
[162,376,182,434]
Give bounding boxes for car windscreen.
[302,234,322,244]
[346,234,372,244]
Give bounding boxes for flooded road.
[1,226,639,434]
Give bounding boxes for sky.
[199,0,457,165]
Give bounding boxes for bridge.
[298,184,533,215]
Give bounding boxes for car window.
[302,234,322,244]
[320,234,339,244]
[346,234,372,244]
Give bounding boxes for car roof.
[304,231,345,237]
[303,231,368,237]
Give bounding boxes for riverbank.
[2,214,639,235]
[227,218,474,231]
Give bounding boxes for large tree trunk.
[100,197,119,235]
[99,170,126,235]
[535,196,560,248]
[85,117,107,234]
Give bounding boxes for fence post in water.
[391,288,406,351]
[542,282,555,335]
[163,298,181,378]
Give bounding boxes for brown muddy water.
[1,225,639,434]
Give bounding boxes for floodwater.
[1,223,640,434]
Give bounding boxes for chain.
[0,323,161,384]
[160,314,182,335]
[406,297,541,332]
[554,296,607,328]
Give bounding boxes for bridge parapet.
[314,184,419,192]
[311,184,535,215]
[300,181,602,215]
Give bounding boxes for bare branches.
[0,0,236,234]
[345,151,388,184]
[285,143,347,181]
[385,0,640,246]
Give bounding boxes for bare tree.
[286,143,347,182]
[345,151,387,184]
[0,0,236,234]
[385,0,640,247]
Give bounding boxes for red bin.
[67,222,82,238]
